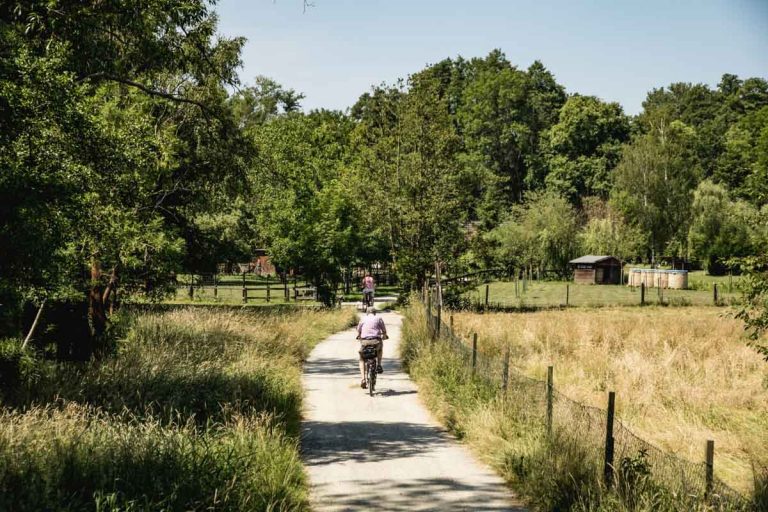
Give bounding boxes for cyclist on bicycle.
[362,274,375,308]
[356,306,387,388]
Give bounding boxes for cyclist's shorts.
[359,338,382,359]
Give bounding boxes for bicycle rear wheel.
[367,363,375,396]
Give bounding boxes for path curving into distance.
[301,310,527,511]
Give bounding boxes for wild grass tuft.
[0,306,356,511]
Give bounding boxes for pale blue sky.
[214,0,768,115]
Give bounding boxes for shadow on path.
[312,477,526,511]
[302,420,450,466]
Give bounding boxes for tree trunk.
[88,256,107,358]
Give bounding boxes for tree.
[230,76,305,131]
[487,191,580,275]
[714,106,768,205]
[543,95,630,204]
[351,73,466,288]
[0,0,251,354]
[687,181,755,273]
[247,110,361,305]
[611,121,698,262]
[458,51,533,223]
[579,200,646,263]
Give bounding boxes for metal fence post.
[705,440,714,499]
[546,366,554,436]
[640,282,645,305]
[604,391,616,488]
[472,333,478,374]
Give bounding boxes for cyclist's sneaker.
[377,365,383,374]
[360,379,367,389]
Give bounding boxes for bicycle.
[361,288,374,311]
[359,338,381,396]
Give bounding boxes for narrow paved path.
[301,310,527,511]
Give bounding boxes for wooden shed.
[569,255,622,285]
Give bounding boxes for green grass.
[466,280,739,309]
[0,307,356,511]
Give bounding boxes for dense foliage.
[1,1,767,332]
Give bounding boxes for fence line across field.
[422,288,749,509]
[174,273,317,303]
[441,268,738,310]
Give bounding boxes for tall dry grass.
[0,306,356,511]
[449,307,768,494]
[402,303,761,510]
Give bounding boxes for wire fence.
[421,294,751,510]
[443,269,740,311]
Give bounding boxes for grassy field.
[0,307,356,511]
[447,307,767,495]
[402,304,766,510]
[465,279,739,308]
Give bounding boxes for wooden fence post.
[705,440,714,499]
[293,276,297,301]
[449,313,454,335]
[640,282,645,306]
[213,274,218,299]
[485,284,489,308]
[436,304,442,338]
[284,276,289,302]
[713,284,718,305]
[242,273,247,304]
[604,391,616,488]
[502,348,510,393]
[566,284,569,307]
[472,333,478,374]
[546,366,554,436]
[266,280,271,302]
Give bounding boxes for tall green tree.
[543,95,630,204]
[487,191,580,275]
[687,181,755,273]
[352,74,466,288]
[0,0,250,353]
[612,121,698,262]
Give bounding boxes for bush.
[0,338,39,403]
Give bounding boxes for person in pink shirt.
[355,307,388,388]
[361,274,375,307]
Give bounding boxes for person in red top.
[361,274,375,308]
[355,307,387,388]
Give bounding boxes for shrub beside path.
[301,310,527,511]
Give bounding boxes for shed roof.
[569,255,618,264]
